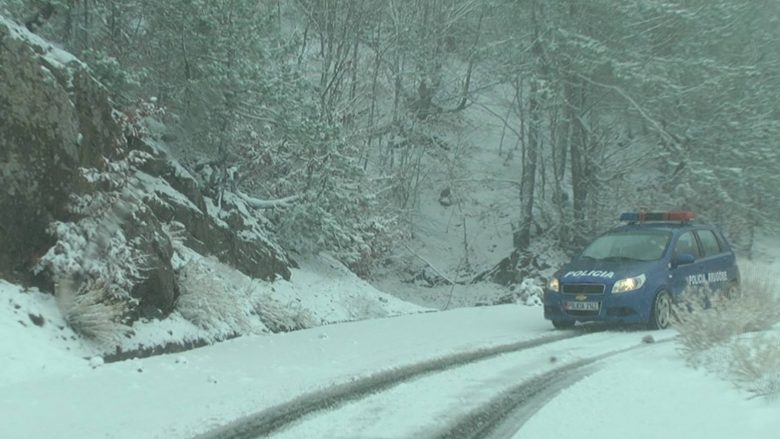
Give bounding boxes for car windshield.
[580,230,671,262]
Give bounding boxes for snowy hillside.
[1,253,428,369]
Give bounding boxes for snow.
[0,15,81,68]
[2,255,780,438]
[517,340,780,439]
[272,330,682,439]
[133,170,203,214]
[0,281,92,387]
[3,235,780,438]
[1,17,777,430]
[2,5,777,438]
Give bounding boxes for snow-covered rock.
[0,15,292,341]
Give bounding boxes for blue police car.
[543,211,740,330]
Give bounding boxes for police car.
[543,211,740,330]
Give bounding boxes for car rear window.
[697,229,722,256]
[674,231,701,258]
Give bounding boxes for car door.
[694,228,731,293]
[668,231,705,297]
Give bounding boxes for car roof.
[608,222,715,233]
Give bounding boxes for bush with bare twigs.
[55,277,132,346]
[251,294,318,333]
[175,259,261,338]
[673,262,780,398]
[730,334,780,398]
[175,257,319,337]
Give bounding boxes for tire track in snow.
[192,331,586,439]
[436,339,674,439]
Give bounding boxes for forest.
[4,0,780,278]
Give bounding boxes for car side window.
[673,231,701,258]
[696,230,722,256]
[714,230,731,251]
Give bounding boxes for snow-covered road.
[3,289,778,439]
[252,331,674,439]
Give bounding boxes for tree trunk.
[515,2,544,249]
[565,75,590,245]
[516,77,539,249]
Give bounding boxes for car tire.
[724,282,740,300]
[552,320,575,329]
[648,290,672,330]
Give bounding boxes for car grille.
[562,283,605,295]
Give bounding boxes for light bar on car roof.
[619,211,695,222]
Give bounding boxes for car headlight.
[612,273,646,293]
[548,277,560,292]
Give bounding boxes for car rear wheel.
[724,282,740,300]
[648,290,672,330]
[552,320,575,329]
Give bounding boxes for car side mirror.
[673,252,695,268]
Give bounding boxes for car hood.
[555,258,660,284]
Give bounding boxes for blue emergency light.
[619,211,695,222]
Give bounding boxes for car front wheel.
[648,290,672,330]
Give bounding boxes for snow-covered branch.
[454,177,522,188]
[402,243,457,286]
[237,191,300,209]
[574,73,678,150]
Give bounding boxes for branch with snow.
[401,243,457,286]
[237,190,300,209]
[454,177,522,188]
[574,73,679,151]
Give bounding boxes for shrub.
[176,256,320,336]
[730,335,780,398]
[175,259,261,337]
[673,262,780,398]
[250,293,318,333]
[55,276,132,346]
[673,267,780,360]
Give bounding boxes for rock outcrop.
[0,20,118,282]
[0,16,291,322]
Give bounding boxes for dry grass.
[673,262,780,398]
[251,294,318,333]
[175,259,259,336]
[55,276,131,345]
[730,335,780,398]
[674,267,780,356]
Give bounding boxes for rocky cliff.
[0,16,291,326]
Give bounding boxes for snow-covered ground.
[2,246,780,438]
[517,339,779,439]
[3,6,778,438]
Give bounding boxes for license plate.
[564,301,599,311]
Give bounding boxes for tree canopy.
[3,0,778,270]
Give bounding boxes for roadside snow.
[0,300,547,439]
[516,341,780,439]
[0,281,93,387]
[1,250,427,381]
[2,240,779,439]
[2,273,779,439]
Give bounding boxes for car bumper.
[543,289,653,325]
